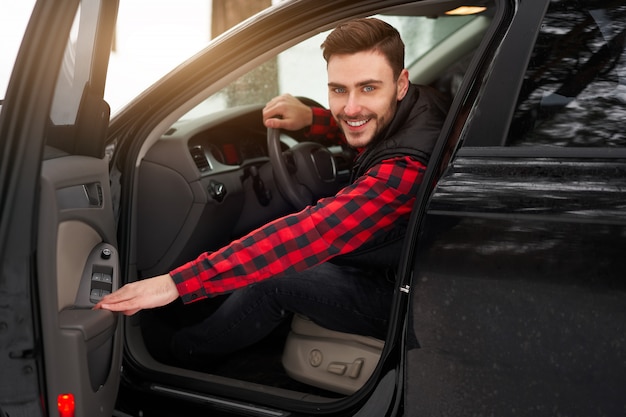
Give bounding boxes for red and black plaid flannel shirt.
[170,107,427,303]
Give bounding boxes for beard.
[335,96,398,148]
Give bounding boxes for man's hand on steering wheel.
[264,95,340,211]
[263,94,313,131]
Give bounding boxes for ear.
[396,69,410,100]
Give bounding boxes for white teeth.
[346,119,369,127]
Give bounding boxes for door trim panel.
[38,154,121,416]
[57,221,102,310]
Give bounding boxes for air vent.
[190,146,211,172]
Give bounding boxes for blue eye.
[333,87,346,94]
[363,86,375,92]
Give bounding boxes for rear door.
[406,0,626,415]
[0,1,121,416]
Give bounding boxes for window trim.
[461,0,550,147]
[458,146,626,159]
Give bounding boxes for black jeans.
[170,262,393,362]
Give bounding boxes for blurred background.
[1,0,290,115]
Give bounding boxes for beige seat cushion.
[281,315,384,395]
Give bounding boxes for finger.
[97,298,142,314]
[264,118,285,129]
[93,283,141,311]
[97,285,136,305]
[263,94,293,116]
[262,103,284,121]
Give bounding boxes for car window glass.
[401,14,476,69]
[180,13,479,122]
[105,1,212,115]
[49,5,89,125]
[506,1,626,147]
[0,2,36,107]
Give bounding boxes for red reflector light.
[57,393,75,417]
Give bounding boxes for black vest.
[331,83,448,272]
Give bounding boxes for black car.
[1,0,625,416]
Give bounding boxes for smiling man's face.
[327,50,409,149]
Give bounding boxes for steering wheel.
[267,127,341,210]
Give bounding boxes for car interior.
[121,1,495,403]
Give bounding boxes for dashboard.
[189,129,271,169]
[135,102,328,278]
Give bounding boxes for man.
[96,18,448,363]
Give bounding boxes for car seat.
[281,315,384,395]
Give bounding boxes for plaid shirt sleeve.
[305,107,346,146]
[170,156,427,303]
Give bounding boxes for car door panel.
[406,153,626,416]
[1,0,121,413]
[37,153,121,416]
[405,0,626,414]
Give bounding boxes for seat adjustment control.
[327,358,365,378]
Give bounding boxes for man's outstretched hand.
[94,274,179,316]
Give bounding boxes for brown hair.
[321,18,405,79]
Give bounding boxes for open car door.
[0,1,121,416]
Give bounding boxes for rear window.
[506,1,626,148]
